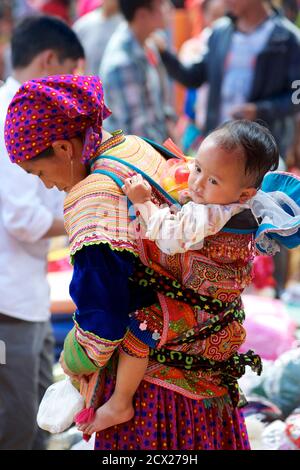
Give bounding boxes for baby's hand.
[122,174,152,204]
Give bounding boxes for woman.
[4,74,253,450]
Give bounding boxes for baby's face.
[188,136,251,205]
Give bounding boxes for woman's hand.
[122,174,152,204]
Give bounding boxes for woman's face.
[18,137,88,192]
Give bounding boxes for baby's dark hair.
[211,120,279,188]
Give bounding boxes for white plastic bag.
[37,377,84,434]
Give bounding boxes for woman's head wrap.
[5,74,111,164]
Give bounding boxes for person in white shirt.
[99,0,177,143]
[73,0,123,75]
[0,15,84,450]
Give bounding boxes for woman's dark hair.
[212,120,280,188]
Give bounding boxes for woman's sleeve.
[70,244,136,340]
[145,202,247,255]
[64,243,156,372]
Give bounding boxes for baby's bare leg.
[77,350,148,434]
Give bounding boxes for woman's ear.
[52,140,73,161]
[239,187,257,203]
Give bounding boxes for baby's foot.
[77,398,134,435]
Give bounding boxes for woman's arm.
[63,244,157,374]
[150,31,209,89]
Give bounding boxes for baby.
[123,119,279,255]
[79,120,279,435]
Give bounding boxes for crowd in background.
[2,0,298,293]
[1,1,300,168]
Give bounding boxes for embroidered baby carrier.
[90,135,261,402]
[64,132,262,437]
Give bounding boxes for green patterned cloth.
[64,327,98,375]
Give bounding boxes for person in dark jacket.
[154,0,300,298]
[154,0,300,156]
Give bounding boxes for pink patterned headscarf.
[5,74,111,164]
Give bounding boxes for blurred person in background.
[281,0,299,22]
[2,0,75,79]
[73,0,123,75]
[180,0,226,64]
[0,0,13,80]
[0,15,84,450]
[282,0,300,172]
[27,0,73,23]
[99,0,177,143]
[76,0,102,18]
[154,0,300,157]
[153,0,300,296]
[178,0,226,153]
